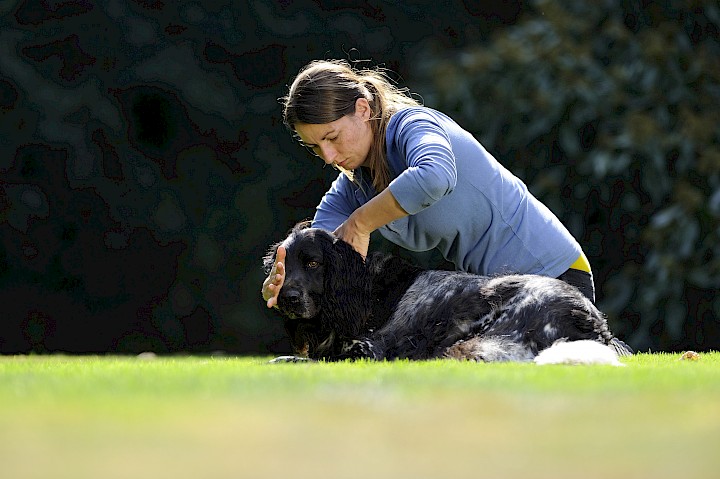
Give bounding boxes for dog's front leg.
[338,339,379,360]
[268,355,316,364]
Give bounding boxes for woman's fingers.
[333,222,369,259]
[263,246,286,309]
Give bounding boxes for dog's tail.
[579,295,633,358]
[609,337,633,357]
[534,340,626,366]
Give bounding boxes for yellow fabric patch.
[569,251,592,273]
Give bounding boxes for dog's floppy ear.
[318,233,371,338]
[262,220,311,274]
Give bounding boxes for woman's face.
[294,98,373,171]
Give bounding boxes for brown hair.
[281,59,420,192]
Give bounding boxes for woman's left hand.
[334,217,371,260]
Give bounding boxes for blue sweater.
[312,107,582,278]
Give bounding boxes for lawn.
[1,353,719,479]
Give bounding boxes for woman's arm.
[385,109,458,215]
[336,110,457,257]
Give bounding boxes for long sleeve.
[386,109,458,215]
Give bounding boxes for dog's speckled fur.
[264,222,632,362]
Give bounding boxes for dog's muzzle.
[277,287,317,319]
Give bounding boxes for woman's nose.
[320,144,337,163]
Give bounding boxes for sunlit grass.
[1,353,719,479]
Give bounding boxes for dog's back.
[266,224,631,363]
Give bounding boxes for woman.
[263,59,595,308]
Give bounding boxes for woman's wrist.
[351,187,408,234]
[347,207,374,236]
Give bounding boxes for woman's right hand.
[262,246,286,309]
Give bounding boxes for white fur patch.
[534,340,625,367]
[542,323,557,336]
[464,336,535,362]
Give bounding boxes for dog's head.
[263,221,330,320]
[263,221,370,357]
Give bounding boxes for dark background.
[1,0,718,355]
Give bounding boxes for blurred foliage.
[0,1,529,354]
[413,0,720,351]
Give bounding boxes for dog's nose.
[282,288,302,305]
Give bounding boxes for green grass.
[1,353,719,479]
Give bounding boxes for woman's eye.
[306,261,320,268]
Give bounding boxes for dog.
[264,222,632,363]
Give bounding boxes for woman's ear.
[355,97,371,120]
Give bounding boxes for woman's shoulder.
[390,105,453,125]
[388,106,457,140]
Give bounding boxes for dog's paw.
[340,339,378,360]
[268,355,313,364]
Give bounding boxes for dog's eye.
[306,261,320,269]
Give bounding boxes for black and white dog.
[264,222,632,364]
